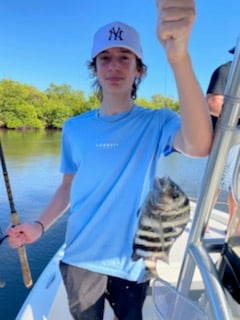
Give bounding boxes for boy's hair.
[87,57,147,101]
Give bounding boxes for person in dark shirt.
[207,60,232,130]
[206,47,239,233]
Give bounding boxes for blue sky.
[0,0,239,100]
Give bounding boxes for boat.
[16,36,240,320]
[15,203,229,320]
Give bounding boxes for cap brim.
[92,44,142,60]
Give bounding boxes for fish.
[132,176,190,276]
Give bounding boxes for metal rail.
[177,37,240,319]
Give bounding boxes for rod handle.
[17,246,33,288]
[11,213,33,288]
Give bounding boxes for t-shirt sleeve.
[60,122,78,174]
[158,109,181,156]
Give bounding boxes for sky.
[0,0,239,101]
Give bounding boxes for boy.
[7,1,212,319]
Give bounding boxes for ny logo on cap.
[108,27,123,41]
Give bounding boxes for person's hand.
[156,0,196,64]
[6,222,42,248]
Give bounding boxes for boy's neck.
[99,96,134,116]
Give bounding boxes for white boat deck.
[16,204,231,320]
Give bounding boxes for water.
[0,130,67,320]
[0,130,228,319]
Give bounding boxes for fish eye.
[172,191,180,199]
[172,186,180,199]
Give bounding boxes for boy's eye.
[100,55,110,60]
[98,53,132,63]
[121,55,130,60]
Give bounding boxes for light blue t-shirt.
[60,105,180,281]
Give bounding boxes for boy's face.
[95,47,141,97]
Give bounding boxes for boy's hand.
[156,0,196,64]
[6,223,42,248]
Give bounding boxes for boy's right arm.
[7,173,74,248]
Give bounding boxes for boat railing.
[152,37,240,320]
[175,36,240,320]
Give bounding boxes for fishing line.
[0,233,8,245]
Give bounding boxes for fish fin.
[160,253,169,264]
[145,257,157,270]
[138,268,158,283]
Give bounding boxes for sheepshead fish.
[132,176,190,275]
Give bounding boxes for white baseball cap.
[91,21,143,60]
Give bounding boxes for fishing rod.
[0,228,7,288]
[0,140,32,288]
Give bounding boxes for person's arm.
[7,173,74,248]
[206,64,226,118]
[156,0,213,157]
[206,93,224,117]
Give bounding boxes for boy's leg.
[106,276,149,320]
[60,261,107,320]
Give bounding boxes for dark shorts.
[60,261,149,320]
